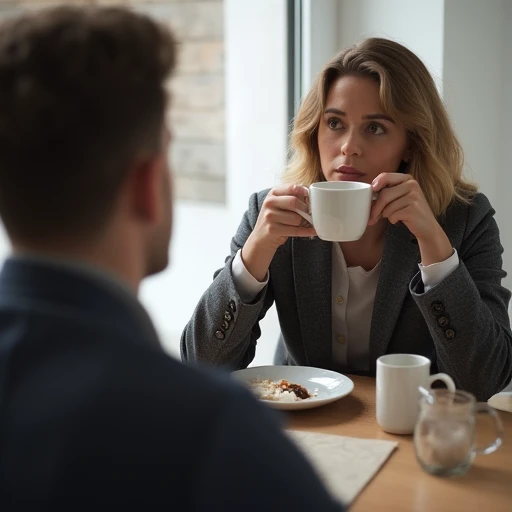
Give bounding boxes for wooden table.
[286,376,512,511]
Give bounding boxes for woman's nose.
[340,131,362,156]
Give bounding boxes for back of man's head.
[0,7,175,243]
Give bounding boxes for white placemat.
[288,430,398,505]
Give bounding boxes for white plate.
[232,365,354,411]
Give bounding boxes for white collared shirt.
[331,243,381,371]
[232,245,459,371]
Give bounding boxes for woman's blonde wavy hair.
[283,37,477,217]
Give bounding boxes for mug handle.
[473,403,504,455]
[427,372,456,392]
[294,186,314,225]
[295,208,313,225]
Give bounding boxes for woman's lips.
[334,165,366,181]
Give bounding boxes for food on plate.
[249,378,316,402]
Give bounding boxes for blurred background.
[0,0,510,365]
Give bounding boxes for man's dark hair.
[0,7,175,241]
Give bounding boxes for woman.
[181,38,512,401]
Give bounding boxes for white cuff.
[419,248,459,292]
[231,249,269,303]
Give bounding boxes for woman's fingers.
[259,217,316,237]
[369,180,412,224]
[266,186,310,214]
[269,183,309,201]
[371,172,412,191]
[263,208,307,227]
[255,185,316,243]
[266,194,309,215]
[380,195,414,223]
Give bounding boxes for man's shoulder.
[87,348,288,471]
[134,349,247,402]
[0,296,251,429]
[101,344,259,422]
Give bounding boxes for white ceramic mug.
[295,181,373,242]
[376,354,456,435]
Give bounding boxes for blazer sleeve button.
[224,311,233,322]
[222,320,229,330]
[444,328,456,340]
[431,301,445,315]
[229,300,237,312]
[437,315,450,328]
[214,330,225,340]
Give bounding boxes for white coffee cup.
[376,354,456,435]
[295,181,373,242]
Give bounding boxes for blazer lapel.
[292,237,333,369]
[369,223,421,370]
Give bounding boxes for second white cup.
[295,181,373,242]
[376,354,456,435]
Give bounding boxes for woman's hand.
[369,173,453,265]
[242,185,316,281]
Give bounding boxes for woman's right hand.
[241,184,317,281]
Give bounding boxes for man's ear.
[126,153,164,224]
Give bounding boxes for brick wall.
[0,0,226,203]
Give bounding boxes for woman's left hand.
[369,172,453,265]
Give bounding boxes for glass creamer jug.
[413,389,504,477]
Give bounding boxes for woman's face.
[317,74,409,185]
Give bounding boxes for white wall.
[337,0,445,91]
[443,0,504,209]
[0,227,9,262]
[225,0,288,214]
[301,0,339,93]
[442,0,510,290]
[501,0,512,291]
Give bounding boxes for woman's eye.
[368,123,385,135]
[327,118,342,130]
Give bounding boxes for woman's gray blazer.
[181,190,512,401]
